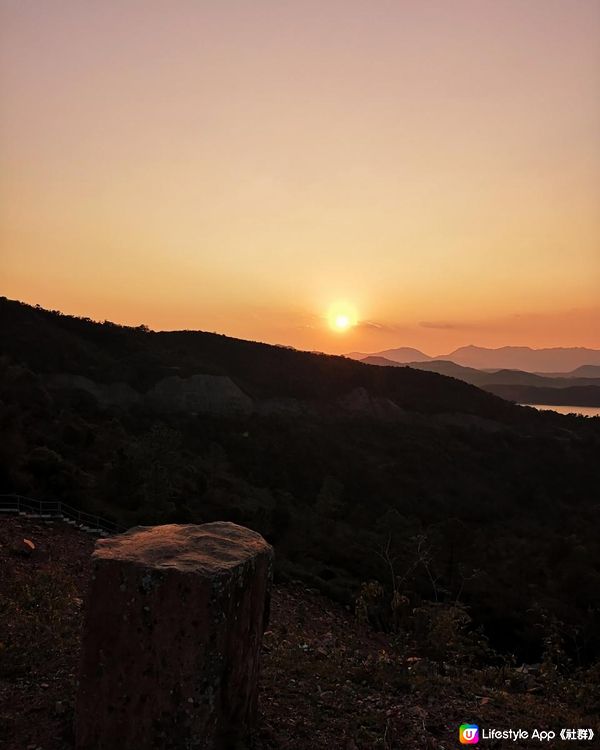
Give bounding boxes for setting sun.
[327,303,358,333]
[335,314,350,331]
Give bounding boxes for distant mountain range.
[360,357,600,388]
[546,364,600,379]
[349,345,600,373]
[359,356,600,407]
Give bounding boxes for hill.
[544,365,600,379]
[0,298,521,421]
[361,357,600,400]
[348,347,432,364]
[1,296,600,673]
[443,345,600,373]
[354,345,600,373]
[485,384,600,408]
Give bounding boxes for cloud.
[419,320,462,330]
[357,320,411,334]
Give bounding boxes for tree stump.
[75,522,273,750]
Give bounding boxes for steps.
[0,494,125,537]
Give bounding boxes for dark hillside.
[363,357,600,391]
[0,297,535,421]
[486,384,600,408]
[1,297,600,669]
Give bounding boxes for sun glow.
[327,303,358,333]
[335,314,350,330]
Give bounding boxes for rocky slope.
[1,517,598,750]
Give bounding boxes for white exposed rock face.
[146,374,253,416]
[337,387,406,420]
[48,373,253,416]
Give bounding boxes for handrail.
[0,493,126,536]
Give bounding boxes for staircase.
[0,494,125,536]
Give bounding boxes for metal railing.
[0,493,126,536]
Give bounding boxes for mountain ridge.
[361,356,600,388]
[351,344,600,372]
[0,297,529,424]
[360,356,600,407]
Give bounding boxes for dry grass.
[0,517,598,750]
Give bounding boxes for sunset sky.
[1,0,599,355]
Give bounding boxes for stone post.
[75,522,273,750]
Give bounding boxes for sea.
[523,404,600,417]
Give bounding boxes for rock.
[12,537,35,557]
[146,375,253,416]
[75,522,273,750]
[47,372,255,417]
[337,387,405,420]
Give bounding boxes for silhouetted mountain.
[443,345,600,372]
[347,346,431,363]
[354,344,600,373]
[545,364,600,379]
[362,357,491,383]
[483,368,600,387]
[360,355,402,367]
[486,384,600,407]
[362,357,600,391]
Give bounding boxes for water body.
[524,404,600,417]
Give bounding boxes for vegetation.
[1,518,598,749]
[1,296,600,676]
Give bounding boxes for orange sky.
[1,0,599,355]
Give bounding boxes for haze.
[1,0,599,354]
